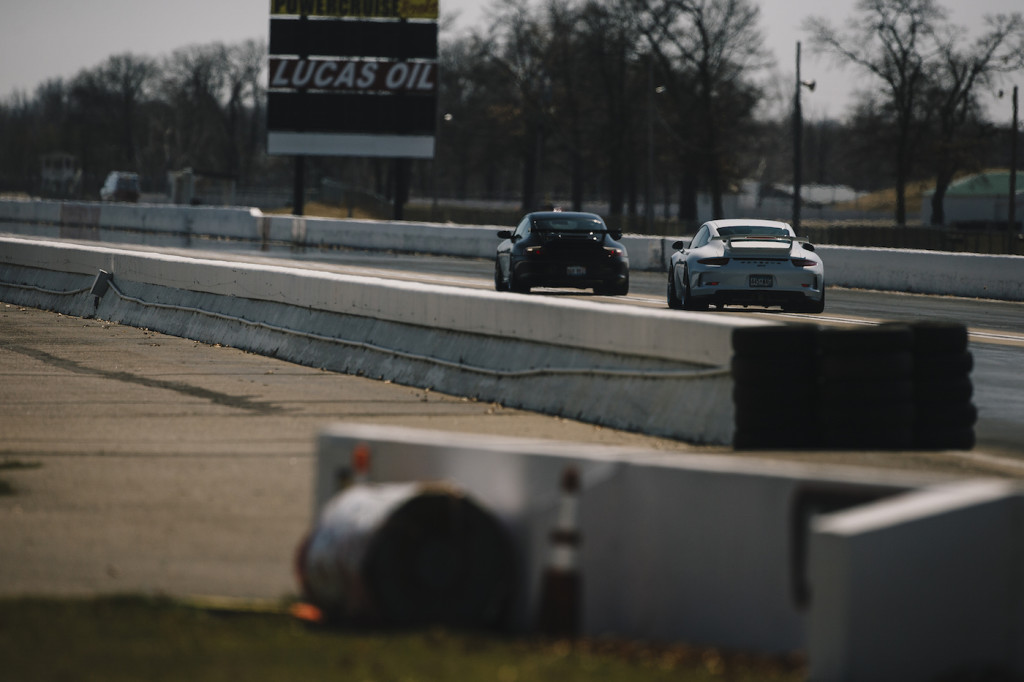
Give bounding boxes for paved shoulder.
[0,304,698,599]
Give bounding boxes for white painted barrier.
[2,198,1022,300]
[819,245,1024,302]
[808,480,1024,681]
[97,202,262,240]
[0,235,764,443]
[0,236,762,367]
[313,423,1020,670]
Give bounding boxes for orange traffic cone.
[536,465,582,638]
[351,442,371,484]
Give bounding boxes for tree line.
[1,0,1021,227]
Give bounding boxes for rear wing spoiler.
[716,235,794,245]
[716,235,817,252]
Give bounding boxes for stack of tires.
[906,321,976,450]
[732,325,820,449]
[731,321,976,451]
[815,325,916,450]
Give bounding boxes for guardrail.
[2,198,1022,300]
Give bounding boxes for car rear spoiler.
[535,226,623,240]
[534,226,609,234]
[715,235,794,245]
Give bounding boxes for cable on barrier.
[107,279,731,382]
[0,275,729,380]
[0,281,90,296]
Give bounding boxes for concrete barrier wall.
[0,236,764,367]
[313,424,957,656]
[98,202,262,240]
[300,216,501,259]
[818,245,1024,302]
[808,480,1024,681]
[3,198,1022,300]
[0,236,765,443]
[315,425,1024,677]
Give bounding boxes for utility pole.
[792,42,815,234]
[393,158,409,221]
[292,12,307,217]
[646,56,654,234]
[293,156,305,217]
[793,42,803,234]
[1011,85,1018,232]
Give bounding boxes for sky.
[1,0,1021,122]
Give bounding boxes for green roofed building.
[922,170,1023,229]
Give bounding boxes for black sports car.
[494,211,629,295]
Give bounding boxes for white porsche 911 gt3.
[667,219,825,313]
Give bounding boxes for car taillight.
[698,257,730,265]
[526,246,544,256]
[604,247,623,257]
[791,258,816,267]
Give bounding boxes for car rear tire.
[595,275,629,296]
[678,268,708,311]
[508,267,530,294]
[493,261,506,291]
[799,289,825,314]
[667,269,683,309]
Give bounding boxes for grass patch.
[0,596,805,682]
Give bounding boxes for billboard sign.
[270,0,438,20]
[267,0,438,158]
[269,59,436,93]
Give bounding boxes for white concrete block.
[808,480,1024,681]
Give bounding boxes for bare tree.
[102,54,158,170]
[577,0,645,219]
[467,0,649,216]
[486,0,556,211]
[543,0,588,210]
[159,43,232,173]
[924,13,1024,224]
[806,0,945,225]
[633,0,770,220]
[223,39,268,180]
[808,1,1024,225]
[67,55,157,189]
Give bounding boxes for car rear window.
[717,226,791,238]
[533,218,605,233]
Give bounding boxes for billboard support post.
[267,1,439,212]
[293,155,305,217]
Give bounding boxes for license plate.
[749,274,773,288]
[567,266,586,276]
